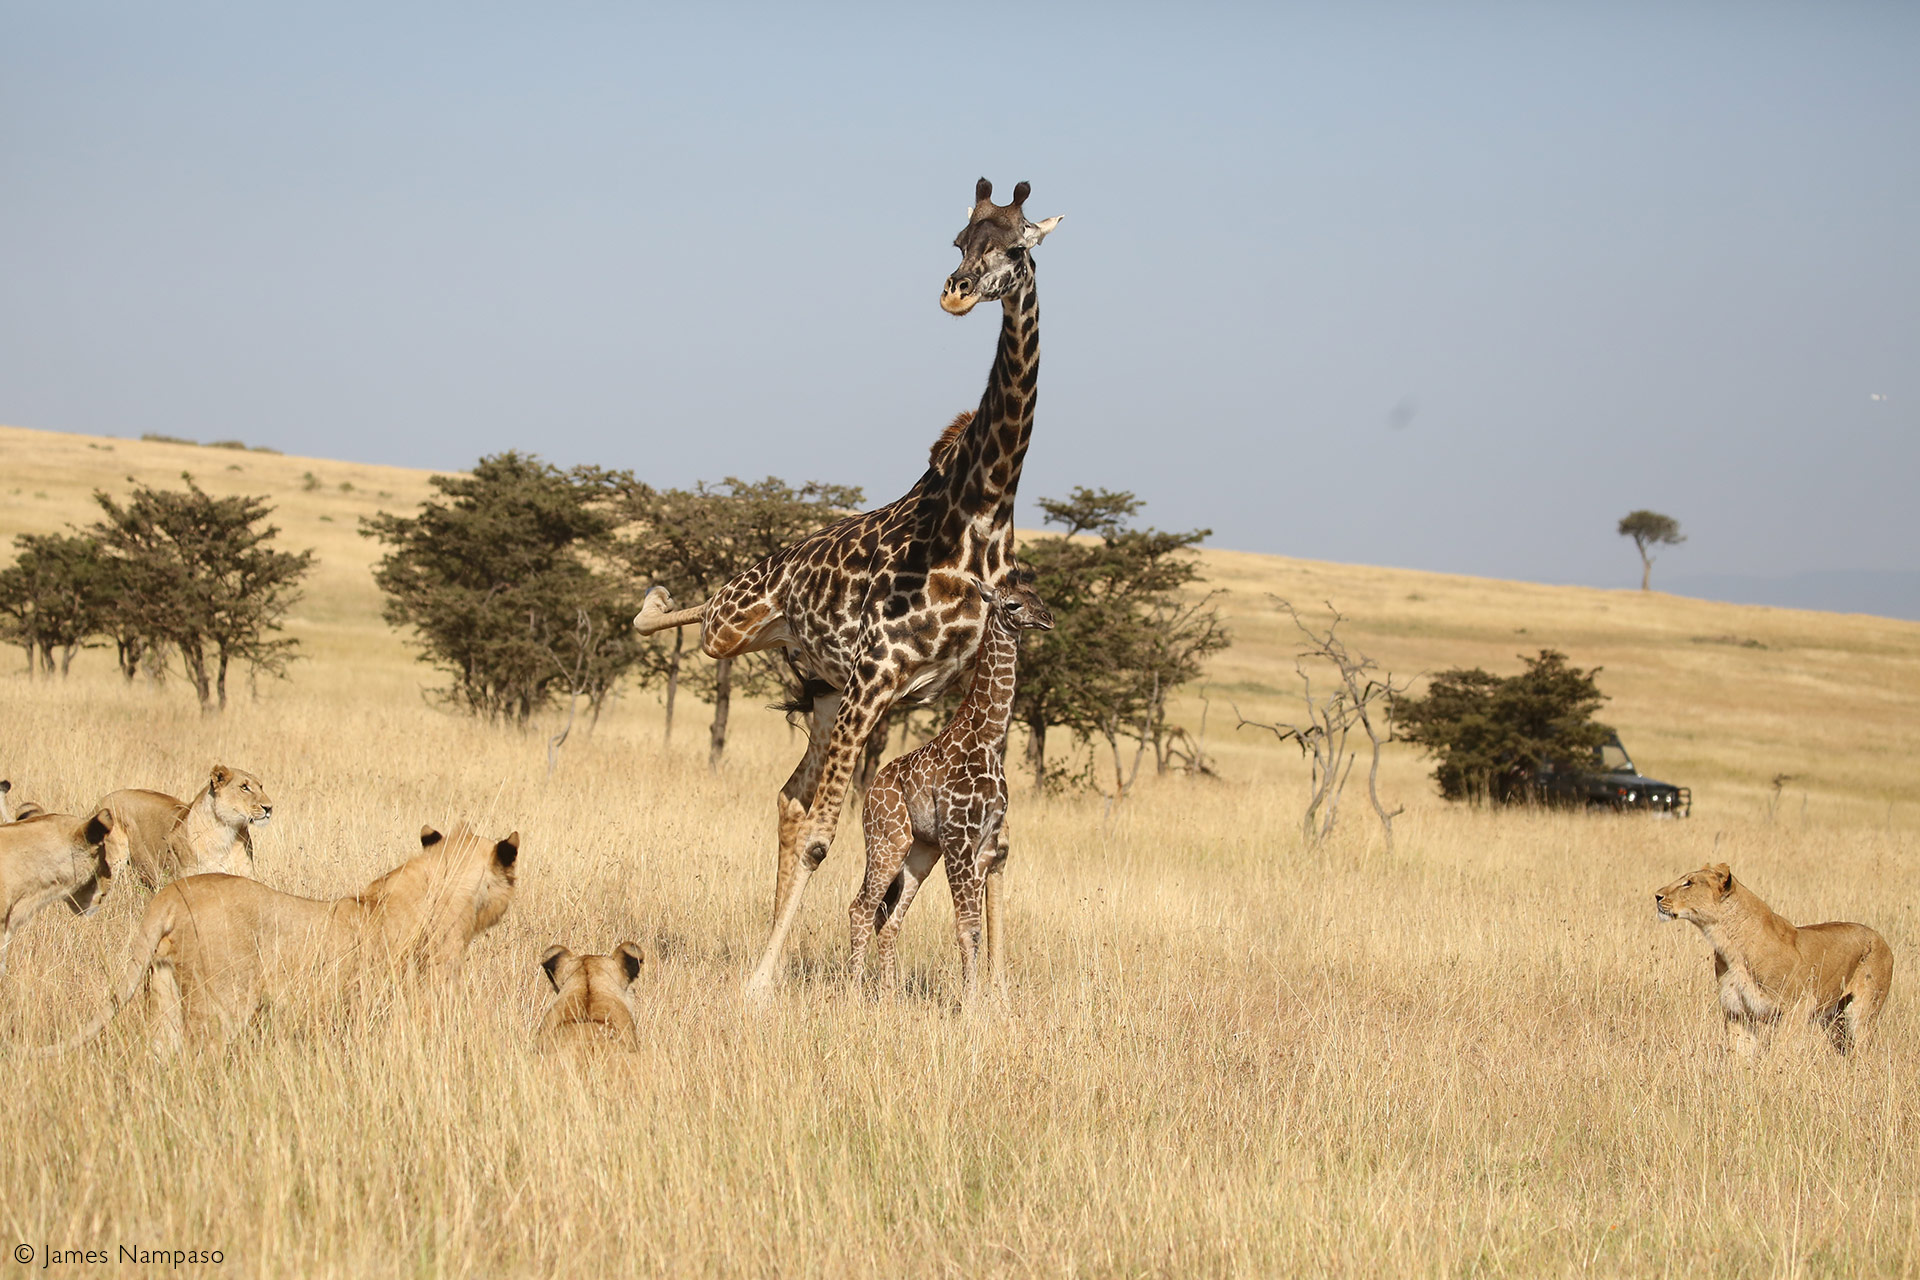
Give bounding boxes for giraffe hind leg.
[848,780,910,991]
[875,841,939,996]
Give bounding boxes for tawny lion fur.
[96,764,273,887]
[0,807,121,973]
[44,822,518,1057]
[536,942,645,1052]
[1655,861,1893,1055]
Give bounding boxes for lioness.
[1,808,119,973]
[95,765,273,887]
[0,779,46,824]
[536,942,645,1051]
[45,822,518,1056]
[1655,862,1893,1055]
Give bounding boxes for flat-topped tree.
[633,177,1062,1001]
[1618,510,1685,591]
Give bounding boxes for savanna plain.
[2,424,1918,1278]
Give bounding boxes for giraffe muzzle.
[941,276,980,315]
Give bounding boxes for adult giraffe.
[634,177,1061,1000]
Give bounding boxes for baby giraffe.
[849,576,1052,998]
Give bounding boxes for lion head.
[205,765,272,828]
[1654,863,1735,925]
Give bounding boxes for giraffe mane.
[928,412,973,477]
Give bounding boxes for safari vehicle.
[1535,733,1691,816]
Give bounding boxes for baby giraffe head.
[941,177,1062,316]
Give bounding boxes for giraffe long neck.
[955,610,1021,743]
[934,275,1039,581]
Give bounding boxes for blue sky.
[3,3,1915,593]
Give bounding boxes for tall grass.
[1,423,1917,1275]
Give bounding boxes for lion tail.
[31,898,175,1056]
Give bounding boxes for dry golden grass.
[2,422,1918,1277]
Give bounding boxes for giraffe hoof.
[742,969,779,1006]
[632,586,679,635]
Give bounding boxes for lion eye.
[1681,879,1691,888]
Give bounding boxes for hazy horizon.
[4,5,1915,602]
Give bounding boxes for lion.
[0,779,46,824]
[1655,862,1893,1055]
[536,942,645,1051]
[1,807,120,974]
[42,821,518,1056]
[95,764,272,887]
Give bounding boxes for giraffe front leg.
[948,813,994,1004]
[745,687,885,1003]
[983,823,1009,994]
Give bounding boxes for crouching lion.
[42,822,518,1056]
[95,764,272,887]
[537,942,645,1051]
[1,808,120,973]
[1656,862,1893,1055]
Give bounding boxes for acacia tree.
[1618,510,1685,591]
[0,533,117,676]
[364,453,646,725]
[1397,649,1612,803]
[618,476,862,766]
[1014,488,1229,796]
[91,475,314,710]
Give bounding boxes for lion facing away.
[1,779,47,824]
[1,807,120,973]
[45,822,518,1057]
[95,765,273,887]
[536,942,645,1052]
[1655,862,1893,1056]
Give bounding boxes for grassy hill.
[6,422,1915,825]
[3,420,1919,1277]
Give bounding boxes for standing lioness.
[536,942,645,1051]
[44,822,518,1056]
[1655,862,1892,1055]
[95,765,272,888]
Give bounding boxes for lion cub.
[537,942,645,1051]
[0,808,120,973]
[46,822,518,1056]
[1655,862,1893,1055]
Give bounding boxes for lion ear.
[419,825,443,848]
[494,832,520,869]
[615,941,645,986]
[209,764,233,790]
[82,805,115,849]
[1711,863,1734,895]
[538,945,571,991]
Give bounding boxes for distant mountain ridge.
[1665,570,1920,622]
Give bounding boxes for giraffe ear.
[1021,216,1062,248]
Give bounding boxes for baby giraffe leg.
[849,786,912,990]
[874,841,939,995]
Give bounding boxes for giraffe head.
[941,178,1062,316]
[983,572,1054,633]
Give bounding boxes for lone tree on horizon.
[1617,509,1685,591]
